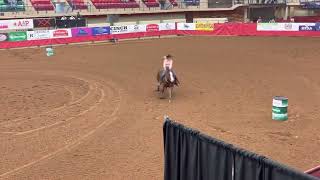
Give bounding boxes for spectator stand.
[0,0,25,12]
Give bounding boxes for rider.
[163,54,173,71]
[161,54,174,81]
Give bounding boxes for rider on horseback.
[161,54,175,82]
[157,54,179,94]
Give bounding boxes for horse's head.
[163,68,175,84]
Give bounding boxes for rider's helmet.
[166,54,173,60]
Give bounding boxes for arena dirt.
[0,36,319,179]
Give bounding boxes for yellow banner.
[195,23,214,31]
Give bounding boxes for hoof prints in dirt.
[0,71,122,178]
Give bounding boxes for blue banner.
[71,27,92,37]
[299,25,316,31]
[315,23,320,31]
[92,27,110,36]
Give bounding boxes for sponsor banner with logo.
[177,23,196,30]
[127,24,147,33]
[50,29,72,39]
[0,33,8,42]
[33,18,55,28]
[92,27,111,36]
[27,30,50,40]
[146,24,159,32]
[110,25,129,34]
[257,23,317,31]
[314,23,320,31]
[159,23,176,31]
[257,23,293,31]
[10,19,34,30]
[0,21,9,30]
[8,31,27,42]
[71,27,93,37]
[195,22,214,31]
[299,25,316,31]
[0,19,34,31]
[293,23,315,31]
[257,23,283,31]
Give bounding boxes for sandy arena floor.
[0,36,319,179]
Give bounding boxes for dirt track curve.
[0,36,319,179]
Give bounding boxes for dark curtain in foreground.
[163,120,233,180]
[163,119,318,180]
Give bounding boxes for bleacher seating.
[0,0,25,12]
[91,0,139,9]
[169,0,177,6]
[31,0,54,11]
[143,0,159,7]
[67,0,87,10]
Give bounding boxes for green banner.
[8,31,27,42]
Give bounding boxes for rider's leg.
[160,70,165,81]
[157,71,165,91]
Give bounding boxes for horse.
[156,67,179,102]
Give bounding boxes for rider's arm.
[163,60,166,69]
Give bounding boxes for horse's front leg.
[161,85,165,94]
[168,87,172,103]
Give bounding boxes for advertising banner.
[27,30,50,40]
[71,27,93,37]
[195,22,214,31]
[0,33,8,42]
[92,27,111,36]
[0,19,34,30]
[33,18,55,28]
[111,25,129,34]
[177,23,195,30]
[146,24,159,32]
[257,23,317,31]
[0,21,9,30]
[8,31,27,42]
[127,24,147,33]
[299,25,316,31]
[159,23,176,31]
[257,23,285,31]
[315,23,320,31]
[50,29,72,39]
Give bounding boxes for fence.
[163,118,319,180]
[3,22,320,49]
